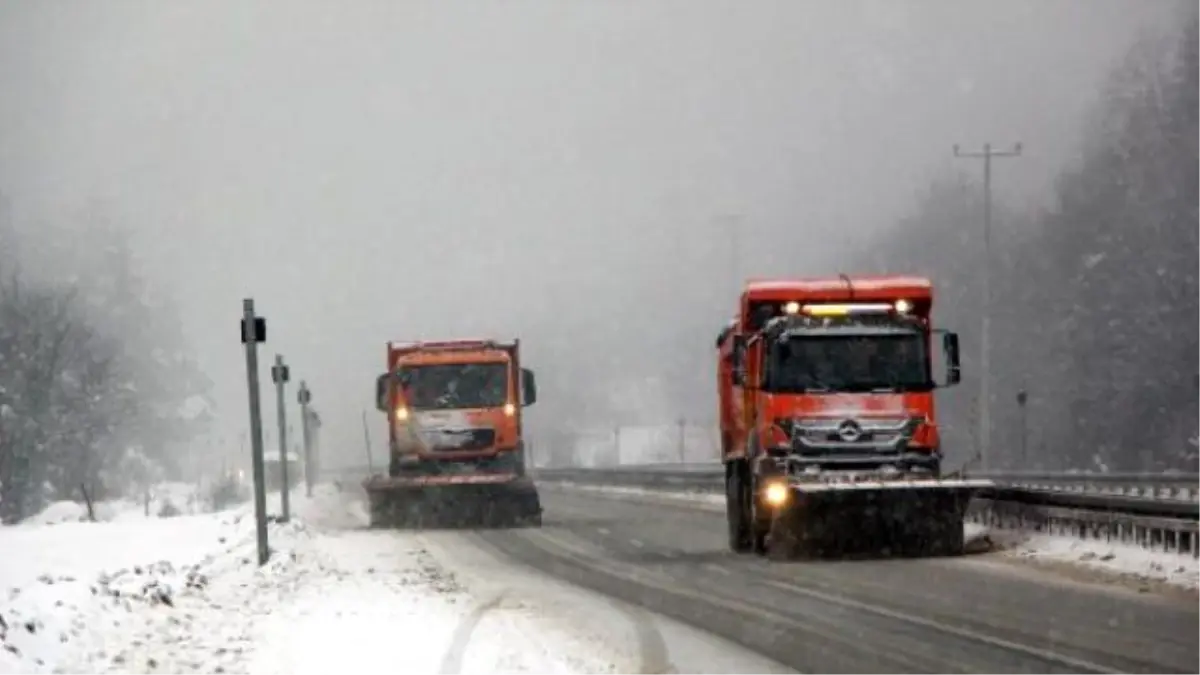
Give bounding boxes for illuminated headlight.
[394,406,409,422]
[764,482,789,507]
[784,301,801,315]
[894,299,913,314]
[503,402,516,417]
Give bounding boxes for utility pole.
[361,409,375,474]
[298,381,314,497]
[953,142,1022,471]
[311,409,322,478]
[1016,388,1029,466]
[240,298,270,566]
[677,417,687,463]
[271,354,291,522]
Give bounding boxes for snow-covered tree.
[0,203,213,521]
[848,5,1198,472]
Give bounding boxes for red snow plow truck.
[717,275,991,559]
[364,338,541,528]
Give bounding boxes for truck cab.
[719,275,965,554]
[374,339,537,477]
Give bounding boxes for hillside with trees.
[856,8,1198,472]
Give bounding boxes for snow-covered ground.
[23,482,207,526]
[1,482,790,674]
[542,481,1200,590]
[983,529,1199,590]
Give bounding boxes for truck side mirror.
[375,373,389,412]
[521,368,537,406]
[942,332,961,386]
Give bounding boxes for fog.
[0,1,1181,472]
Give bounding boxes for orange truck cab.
[374,339,538,479]
[718,275,967,554]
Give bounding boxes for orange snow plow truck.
[364,338,541,528]
[718,275,992,559]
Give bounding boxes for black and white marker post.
[271,354,292,523]
[240,298,270,566]
[298,381,314,498]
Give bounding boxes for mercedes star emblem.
[837,419,862,442]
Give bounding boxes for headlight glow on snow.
[764,482,789,507]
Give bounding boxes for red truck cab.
[718,275,964,552]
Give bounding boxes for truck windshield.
[398,362,509,410]
[764,333,932,393]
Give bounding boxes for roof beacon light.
[802,302,892,317]
[894,299,913,314]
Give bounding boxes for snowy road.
[242,496,790,674]
[478,484,1198,674]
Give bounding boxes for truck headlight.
[394,406,409,421]
[764,482,789,507]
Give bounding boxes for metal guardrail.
[532,466,1200,497]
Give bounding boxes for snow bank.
[1,482,659,674]
[984,529,1200,590]
[0,486,324,673]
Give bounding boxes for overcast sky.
[0,1,1178,467]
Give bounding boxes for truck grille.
[426,428,496,452]
[791,416,919,455]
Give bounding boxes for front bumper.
[758,447,942,476]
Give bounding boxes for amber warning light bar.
[783,299,913,316]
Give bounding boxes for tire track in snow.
[437,588,509,675]
[424,528,677,674]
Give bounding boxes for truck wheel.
[750,487,770,556]
[726,464,752,553]
[513,447,527,477]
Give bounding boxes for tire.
[745,437,771,555]
[751,497,770,555]
[726,463,752,553]
[513,446,528,477]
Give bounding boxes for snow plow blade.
[766,478,992,560]
[362,473,542,529]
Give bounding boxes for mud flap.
[767,480,987,560]
[365,477,542,529]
